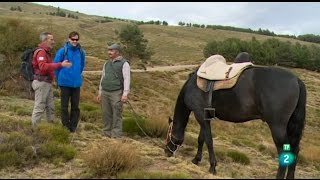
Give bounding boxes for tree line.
[179,22,320,45]
[203,37,320,72]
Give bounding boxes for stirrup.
[204,107,215,120]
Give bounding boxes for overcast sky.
[34,2,320,36]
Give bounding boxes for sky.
[34,2,320,36]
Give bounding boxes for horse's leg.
[192,127,205,165]
[286,84,306,179]
[268,124,289,179]
[286,119,304,179]
[194,112,217,174]
[286,147,298,179]
[203,120,217,174]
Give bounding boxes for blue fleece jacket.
[54,42,86,88]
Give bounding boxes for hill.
[0,2,319,179]
[1,2,320,66]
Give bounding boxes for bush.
[144,115,168,138]
[0,132,33,168]
[0,121,77,170]
[34,123,71,144]
[0,151,21,168]
[39,141,76,162]
[83,140,141,177]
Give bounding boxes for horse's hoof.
[209,167,217,175]
[192,158,200,165]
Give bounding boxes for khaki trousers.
[101,89,123,137]
[31,80,55,127]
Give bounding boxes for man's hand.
[96,94,101,102]
[61,60,72,67]
[121,95,128,103]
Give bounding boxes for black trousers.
[60,86,80,132]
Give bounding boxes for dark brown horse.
[165,66,306,179]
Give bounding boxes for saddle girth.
[204,81,215,121]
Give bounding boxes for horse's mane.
[188,67,199,79]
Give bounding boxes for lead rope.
[126,100,165,148]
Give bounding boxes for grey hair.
[39,32,52,42]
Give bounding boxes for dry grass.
[81,140,141,177]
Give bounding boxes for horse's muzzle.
[164,147,173,157]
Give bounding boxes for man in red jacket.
[31,32,72,128]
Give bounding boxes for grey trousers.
[101,89,123,137]
[31,80,55,127]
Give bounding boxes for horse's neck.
[172,90,191,139]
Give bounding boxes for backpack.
[20,48,42,81]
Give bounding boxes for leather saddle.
[196,55,254,92]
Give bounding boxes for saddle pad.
[197,73,240,92]
[197,55,253,80]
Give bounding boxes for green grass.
[226,150,250,165]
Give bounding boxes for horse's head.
[164,116,183,157]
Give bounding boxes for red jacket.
[32,42,62,83]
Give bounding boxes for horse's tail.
[287,78,306,151]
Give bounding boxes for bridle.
[165,121,183,156]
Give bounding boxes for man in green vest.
[96,43,130,138]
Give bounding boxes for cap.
[108,43,121,51]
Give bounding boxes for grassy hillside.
[0,2,319,179]
[0,68,320,178]
[1,2,320,67]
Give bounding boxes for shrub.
[0,151,21,168]
[39,141,76,162]
[0,132,33,168]
[0,122,77,169]
[144,115,168,138]
[83,140,141,177]
[34,123,71,144]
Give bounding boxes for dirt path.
[83,64,199,75]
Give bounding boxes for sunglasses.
[71,38,79,41]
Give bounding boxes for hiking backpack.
[20,48,42,81]
[20,48,36,81]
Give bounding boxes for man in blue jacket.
[54,31,86,132]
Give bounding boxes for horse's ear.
[168,116,173,124]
